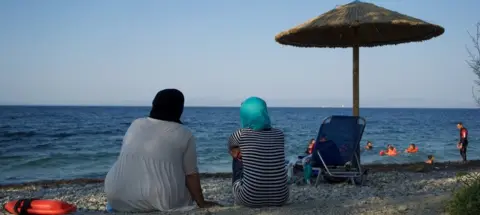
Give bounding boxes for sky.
[1,0,480,108]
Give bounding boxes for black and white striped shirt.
[228,128,289,207]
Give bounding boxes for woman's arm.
[228,129,242,151]
[183,136,207,207]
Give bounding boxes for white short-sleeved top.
[104,117,198,212]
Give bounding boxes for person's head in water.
[388,145,395,151]
[366,141,373,149]
[240,97,271,131]
[409,143,416,149]
[457,122,464,130]
[149,89,184,124]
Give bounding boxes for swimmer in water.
[386,145,398,156]
[388,145,395,152]
[405,143,419,153]
[365,141,373,150]
[425,155,434,164]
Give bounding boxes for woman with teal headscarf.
[228,97,289,207]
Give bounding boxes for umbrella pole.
[353,32,361,166]
[352,45,359,117]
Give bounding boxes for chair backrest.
[312,139,344,166]
[315,115,366,164]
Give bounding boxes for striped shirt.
[228,128,289,207]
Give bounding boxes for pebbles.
[1,170,477,214]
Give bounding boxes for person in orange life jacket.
[457,122,469,163]
[385,145,398,156]
[302,136,327,164]
[305,139,316,155]
[405,143,418,153]
[305,136,328,154]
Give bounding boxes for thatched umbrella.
[275,0,444,116]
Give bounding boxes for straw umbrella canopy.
[275,0,444,116]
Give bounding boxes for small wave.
[50,133,76,138]
[32,142,52,149]
[1,129,125,139]
[0,155,24,160]
[1,131,75,139]
[2,131,36,138]
[4,151,119,170]
[108,135,123,140]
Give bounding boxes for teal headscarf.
[240,97,271,131]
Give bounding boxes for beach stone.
[396,205,408,212]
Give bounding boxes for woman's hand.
[230,148,241,159]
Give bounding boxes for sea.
[0,106,479,184]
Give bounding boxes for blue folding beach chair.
[311,115,367,186]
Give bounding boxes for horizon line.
[0,104,478,109]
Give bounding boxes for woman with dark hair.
[104,89,217,212]
[228,97,289,207]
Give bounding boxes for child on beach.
[405,144,419,153]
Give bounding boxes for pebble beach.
[2,162,480,215]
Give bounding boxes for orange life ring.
[3,199,76,215]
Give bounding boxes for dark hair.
[411,143,416,148]
[427,155,433,159]
[149,89,184,124]
[458,122,463,126]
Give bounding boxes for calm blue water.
[0,106,479,184]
